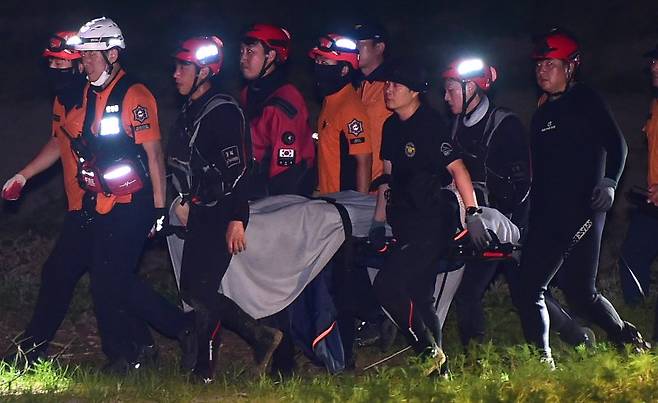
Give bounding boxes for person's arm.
[3,137,62,200]
[373,160,391,222]
[18,137,61,180]
[142,140,166,209]
[201,104,251,254]
[355,153,373,193]
[447,159,477,208]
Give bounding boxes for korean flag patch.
[222,146,241,168]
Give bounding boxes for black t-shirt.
[529,83,627,220]
[381,104,459,214]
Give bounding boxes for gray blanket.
[167,191,520,319]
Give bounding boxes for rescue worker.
[309,34,373,194]
[63,17,194,372]
[239,23,314,375]
[353,21,391,182]
[518,29,650,368]
[168,36,283,382]
[443,56,594,348]
[617,43,658,342]
[372,60,490,375]
[0,30,121,365]
[351,22,397,351]
[239,23,315,197]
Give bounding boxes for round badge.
[404,142,416,158]
[282,132,296,145]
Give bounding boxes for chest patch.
[440,142,453,157]
[132,105,149,123]
[347,119,364,136]
[540,120,557,133]
[405,142,416,158]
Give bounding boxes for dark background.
[1,0,658,231]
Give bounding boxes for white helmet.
[71,17,125,51]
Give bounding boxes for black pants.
[517,211,624,356]
[455,260,587,347]
[373,213,450,354]
[20,210,151,357]
[87,192,186,361]
[179,203,264,359]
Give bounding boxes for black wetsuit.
[374,104,459,353]
[517,83,628,356]
[169,88,269,376]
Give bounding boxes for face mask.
[47,67,86,110]
[89,68,112,90]
[46,67,77,93]
[314,63,349,97]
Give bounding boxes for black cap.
[644,44,658,59]
[381,59,428,93]
[351,22,387,41]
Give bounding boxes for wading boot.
[216,296,282,376]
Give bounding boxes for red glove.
[2,174,26,201]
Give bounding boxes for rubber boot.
[191,306,221,383]
[615,321,651,353]
[178,311,199,373]
[216,295,283,376]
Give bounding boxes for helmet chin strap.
[459,82,479,121]
[257,51,275,80]
[546,62,575,100]
[89,50,116,88]
[186,67,210,102]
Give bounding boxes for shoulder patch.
[132,105,149,123]
[267,97,298,119]
[347,119,364,136]
[222,145,241,168]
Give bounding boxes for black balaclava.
[47,63,86,112]
[314,63,351,97]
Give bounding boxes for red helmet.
[442,58,497,91]
[42,31,81,60]
[532,29,580,66]
[174,36,224,75]
[243,24,291,63]
[308,34,359,69]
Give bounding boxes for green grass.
[2,345,658,402]
[2,201,658,402]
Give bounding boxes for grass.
[2,344,658,402]
[2,202,658,402]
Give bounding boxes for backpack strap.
[265,96,298,119]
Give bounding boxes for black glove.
[465,209,492,250]
[591,177,616,212]
[149,208,169,238]
[368,220,387,252]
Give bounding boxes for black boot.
[216,295,282,376]
[2,335,48,368]
[190,306,221,383]
[178,311,198,373]
[559,325,596,348]
[615,321,651,353]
